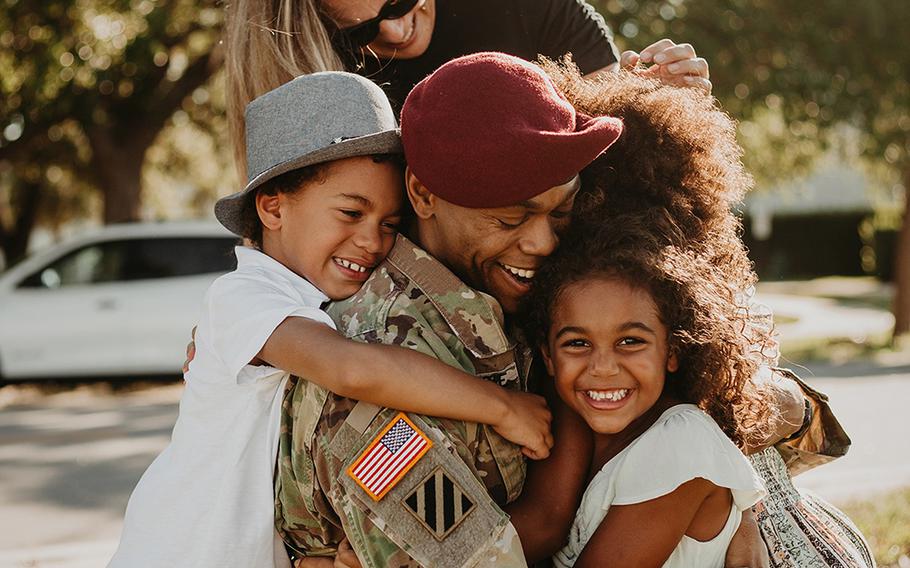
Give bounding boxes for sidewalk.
[755,277,895,359]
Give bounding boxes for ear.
[540,343,557,378]
[256,192,282,231]
[405,167,436,220]
[666,348,679,373]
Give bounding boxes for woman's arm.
[743,368,807,455]
[505,381,594,562]
[260,317,554,458]
[574,478,720,568]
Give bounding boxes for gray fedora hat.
[215,71,402,236]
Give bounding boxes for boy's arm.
[260,316,554,458]
[505,381,594,562]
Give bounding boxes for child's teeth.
[586,389,629,402]
[336,258,368,273]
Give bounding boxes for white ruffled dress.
[553,404,767,568]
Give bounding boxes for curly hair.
[522,61,777,448]
[524,216,775,449]
[542,60,754,277]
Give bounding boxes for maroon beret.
[400,52,623,208]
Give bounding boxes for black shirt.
[349,0,620,110]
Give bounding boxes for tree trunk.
[0,181,42,266]
[892,165,910,338]
[89,126,150,225]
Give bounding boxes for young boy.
[108,72,552,568]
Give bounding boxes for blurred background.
[0,0,908,566]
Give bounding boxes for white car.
[0,222,238,380]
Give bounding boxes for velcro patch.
[404,466,476,540]
[347,412,432,501]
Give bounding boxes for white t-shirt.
[109,247,336,568]
[553,404,766,568]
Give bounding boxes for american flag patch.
[347,413,432,501]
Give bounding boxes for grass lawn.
[840,487,910,567]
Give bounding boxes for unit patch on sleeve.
[403,466,476,541]
[347,412,432,501]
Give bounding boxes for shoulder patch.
[347,412,432,501]
[404,466,476,541]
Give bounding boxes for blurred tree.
[595,0,910,336]
[0,0,223,265]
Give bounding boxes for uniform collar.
[384,235,511,359]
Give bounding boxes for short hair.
[237,163,328,248]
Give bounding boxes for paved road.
[1,363,908,568]
[0,382,182,568]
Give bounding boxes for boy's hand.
[291,539,360,568]
[493,391,554,460]
[294,558,335,568]
[333,539,362,568]
[294,558,334,568]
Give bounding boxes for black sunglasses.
[335,0,421,47]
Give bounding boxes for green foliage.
[841,487,910,567]
[0,0,223,263]
[594,0,910,185]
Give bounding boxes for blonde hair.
[224,0,345,179]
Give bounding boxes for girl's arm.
[505,380,594,562]
[259,317,554,459]
[575,478,725,568]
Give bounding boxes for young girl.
[524,216,775,568]
[109,71,551,568]
[541,62,873,568]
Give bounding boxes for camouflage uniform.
[275,235,530,568]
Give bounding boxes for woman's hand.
[725,510,770,568]
[492,390,554,460]
[620,39,712,93]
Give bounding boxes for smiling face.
[323,0,436,60]
[258,155,403,300]
[410,174,580,314]
[542,276,679,435]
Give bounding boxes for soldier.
[274,53,624,568]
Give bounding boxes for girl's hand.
[182,326,197,374]
[493,390,554,460]
[620,39,712,94]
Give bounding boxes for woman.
[223,0,711,177]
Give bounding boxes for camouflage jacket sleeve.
[277,246,527,567]
[313,296,526,568]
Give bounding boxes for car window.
[18,236,237,288]
[19,241,127,288]
[122,238,237,280]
